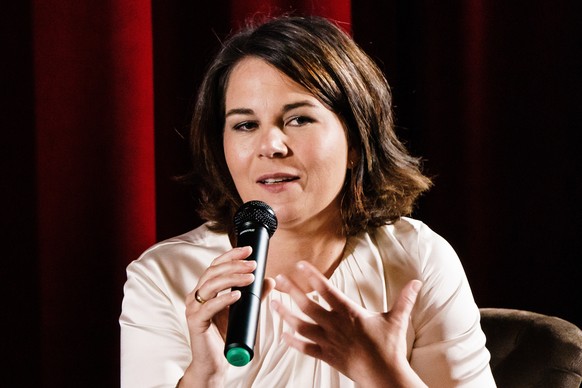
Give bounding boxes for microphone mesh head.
[234,201,278,237]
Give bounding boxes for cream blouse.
[120,217,496,387]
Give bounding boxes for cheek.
[223,146,235,171]
[308,147,349,190]
[224,132,254,162]
[223,135,254,193]
[223,136,240,181]
[223,133,242,165]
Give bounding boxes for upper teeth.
[263,178,290,184]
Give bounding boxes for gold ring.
[194,289,207,304]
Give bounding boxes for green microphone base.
[226,346,251,366]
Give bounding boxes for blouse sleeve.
[119,247,193,388]
[405,222,496,387]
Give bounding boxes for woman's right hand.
[179,246,274,387]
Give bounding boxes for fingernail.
[275,274,287,285]
[411,280,422,293]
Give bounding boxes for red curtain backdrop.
[32,0,157,385]
[2,1,580,386]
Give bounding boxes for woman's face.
[223,57,353,233]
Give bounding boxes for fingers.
[296,261,351,311]
[273,261,356,346]
[188,246,255,304]
[276,261,351,314]
[271,298,325,358]
[389,279,422,327]
[261,277,276,301]
[186,291,240,339]
[281,331,323,359]
[274,271,330,324]
[186,246,255,337]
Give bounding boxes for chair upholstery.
[480,308,582,388]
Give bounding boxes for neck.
[265,226,347,280]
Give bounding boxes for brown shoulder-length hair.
[189,15,432,236]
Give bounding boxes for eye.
[232,121,259,132]
[286,115,314,127]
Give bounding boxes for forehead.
[226,57,307,96]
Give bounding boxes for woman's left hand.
[271,261,426,388]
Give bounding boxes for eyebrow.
[224,108,254,118]
[282,100,318,113]
[224,100,318,119]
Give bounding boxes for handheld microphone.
[224,200,278,367]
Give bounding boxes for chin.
[266,204,301,227]
[267,204,292,221]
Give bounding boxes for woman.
[120,16,495,387]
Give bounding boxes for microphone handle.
[224,224,270,366]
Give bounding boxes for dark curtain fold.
[32,0,157,385]
[2,1,580,386]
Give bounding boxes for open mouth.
[259,176,299,185]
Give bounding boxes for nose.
[258,127,288,158]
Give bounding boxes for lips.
[257,174,299,185]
